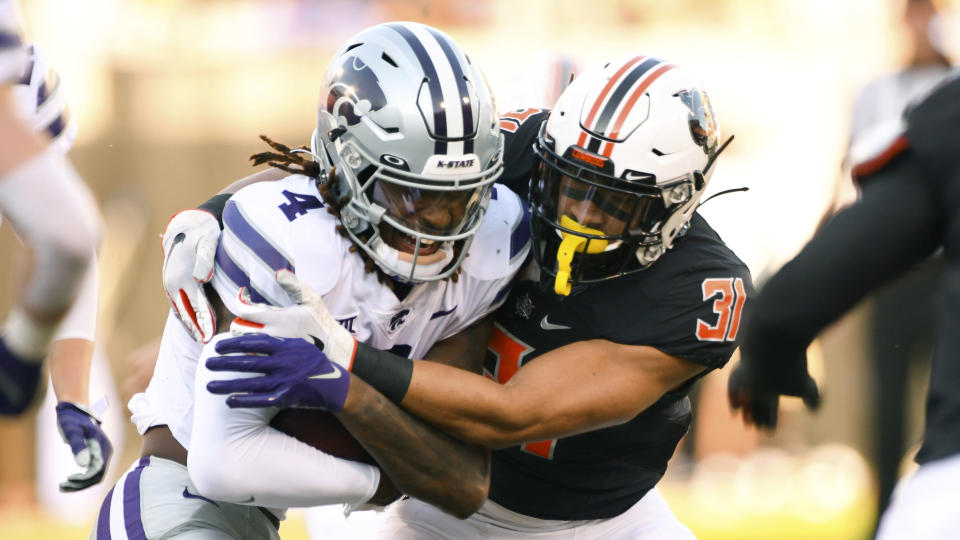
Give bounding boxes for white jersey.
[12,43,77,152]
[131,174,530,448]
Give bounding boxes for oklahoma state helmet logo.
[677,88,718,155]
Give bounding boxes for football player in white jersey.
[0,0,106,493]
[92,22,529,539]
[15,41,112,492]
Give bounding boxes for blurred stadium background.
[2,0,958,538]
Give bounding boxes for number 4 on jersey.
[696,277,747,342]
[278,190,323,221]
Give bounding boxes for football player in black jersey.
[205,54,753,538]
[728,74,960,539]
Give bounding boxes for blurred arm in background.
[729,73,960,540]
[0,2,109,492]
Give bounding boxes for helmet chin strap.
[554,215,608,296]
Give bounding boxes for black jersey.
[740,74,960,464]
[899,75,960,463]
[484,109,754,520]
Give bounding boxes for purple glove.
[56,402,114,491]
[206,334,351,412]
[0,337,43,416]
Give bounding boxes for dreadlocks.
[249,135,321,178]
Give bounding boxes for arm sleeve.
[188,334,380,508]
[746,151,942,356]
[0,148,100,324]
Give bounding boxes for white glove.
[230,269,358,370]
[161,209,220,343]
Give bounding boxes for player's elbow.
[441,473,489,519]
[451,485,488,519]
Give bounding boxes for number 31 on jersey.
[696,277,747,342]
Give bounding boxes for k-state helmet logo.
[435,158,476,169]
[389,309,410,332]
[326,55,388,126]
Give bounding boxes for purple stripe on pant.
[96,486,115,539]
[122,457,150,540]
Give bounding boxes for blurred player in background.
[728,73,960,540]
[827,0,956,524]
[0,0,108,492]
[209,54,752,538]
[95,21,529,539]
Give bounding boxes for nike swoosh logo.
[430,305,458,320]
[540,315,571,331]
[182,487,220,507]
[309,363,343,380]
[164,232,187,261]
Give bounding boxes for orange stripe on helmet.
[602,64,675,157]
[583,56,645,132]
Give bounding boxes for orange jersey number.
[485,322,558,459]
[696,277,747,342]
[499,107,546,133]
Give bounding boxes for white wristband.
[4,306,56,361]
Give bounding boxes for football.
[269,409,377,465]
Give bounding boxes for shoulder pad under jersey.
[13,44,76,152]
[460,183,531,281]
[500,108,550,198]
[213,174,346,313]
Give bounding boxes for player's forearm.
[338,376,489,518]
[48,338,94,404]
[191,333,381,508]
[395,361,533,448]
[747,159,940,355]
[403,340,705,448]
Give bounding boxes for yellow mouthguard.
[554,215,608,296]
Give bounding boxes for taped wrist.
[350,343,413,404]
[198,193,231,228]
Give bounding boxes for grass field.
[0,491,875,539]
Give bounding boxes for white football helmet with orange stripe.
[531,54,728,294]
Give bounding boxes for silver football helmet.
[311,22,503,282]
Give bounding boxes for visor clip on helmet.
[328,126,347,142]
